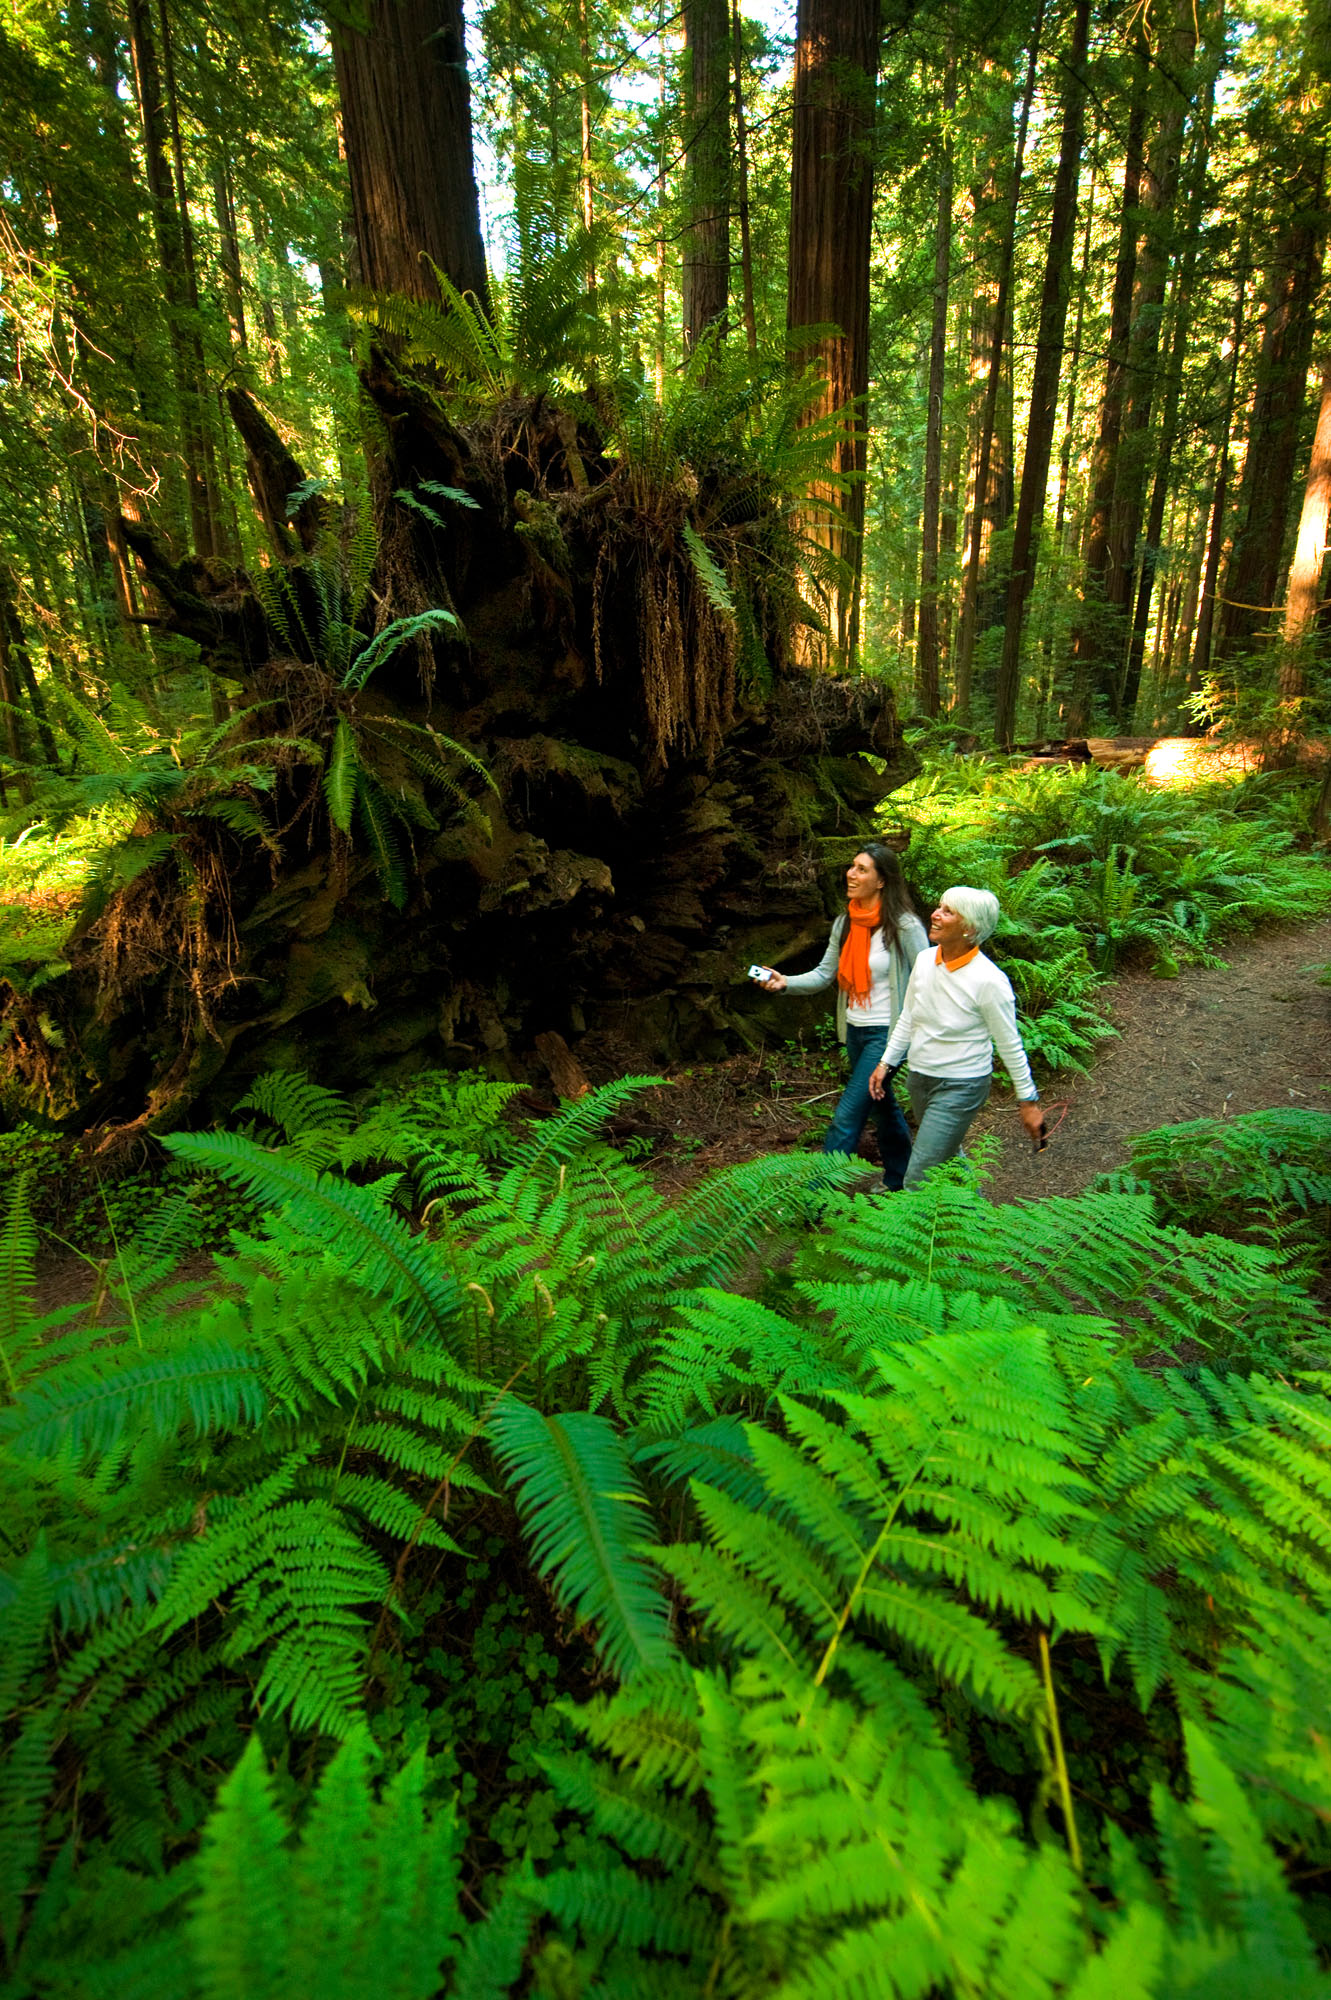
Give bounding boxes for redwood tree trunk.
[682,0,731,348]
[952,4,1043,719]
[731,0,758,353]
[994,0,1091,747]
[125,0,215,556]
[1120,58,1214,721]
[1067,45,1148,729]
[786,0,881,668]
[1279,356,1331,690]
[1216,147,1326,661]
[1191,257,1248,695]
[332,0,492,312]
[1106,0,1196,718]
[916,52,956,717]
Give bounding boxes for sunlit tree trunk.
[994,0,1091,747]
[682,0,731,348]
[332,0,491,312]
[916,51,956,717]
[1279,357,1331,693]
[786,0,881,668]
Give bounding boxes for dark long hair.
[848,842,917,946]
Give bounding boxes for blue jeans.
[823,1023,912,1190]
[903,1071,991,1189]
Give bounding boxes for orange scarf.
[837,901,881,1009]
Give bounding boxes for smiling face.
[846,851,884,905]
[929,898,974,954]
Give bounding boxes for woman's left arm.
[977,974,1044,1139]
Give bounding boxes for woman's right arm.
[762,923,841,997]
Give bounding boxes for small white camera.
[747,965,770,982]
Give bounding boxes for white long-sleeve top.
[781,912,929,1038]
[881,947,1038,1100]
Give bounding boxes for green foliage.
[1098,1107,1331,1284]
[2,1073,1330,1994]
[490,1396,673,1682]
[880,761,1331,1074]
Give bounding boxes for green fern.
[490,1395,673,1682]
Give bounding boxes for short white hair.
[941,885,1000,943]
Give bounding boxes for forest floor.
[33,914,1331,1313]
[634,913,1331,1204]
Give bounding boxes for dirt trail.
[969,915,1331,1205]
[32,917,1331,1312]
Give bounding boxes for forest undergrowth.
[1,1055,1331,1997]
[1,762,1330,1996]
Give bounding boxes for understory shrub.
[1,1074,1330,1997]
[1098,1106,1331,1287]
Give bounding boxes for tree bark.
[1216,146,1326,660]
[332,0,491,312]
[916,51,956,718]
[994,0,1091,748]
[1106,0,1196,719]
[1066,44,1148,729]
[125,0,215,556]
[1279,356,1331,690]
[1190,255,1248,695]
[1054,154,1097,549]
[731,0,758,354]
[682,0,731,349]
[952,3,1043,720]
[786,0,881,669]
[1120,57,1215,721]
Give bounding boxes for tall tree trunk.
[1279,356,1331,693]
[952,2,1043,719]
[1120,55,1216,720]
[332,0,491,312]
[1190,255,1248,694]
[1054,154,1098,548]
[916,51,956,717]
[212,145,248,351]
[786,0,881,669]
[125,0,214,555]
[994,0,1091,747]
[0,572,56,773]
[1105,0,1197,719]
[682,0,731,348]
[1216,146,1326,660]
[1066,43,1148,729]
[731,0,758,353]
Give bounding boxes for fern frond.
[489,1395,673,1682]
[161,1135,465,1361]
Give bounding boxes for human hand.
[760,970,786,994]
[868,1063,887,1101]
[1018,1100,1046,1148]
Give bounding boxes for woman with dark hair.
[755,843,928,1190]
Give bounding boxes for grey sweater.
[781,911,930,1042]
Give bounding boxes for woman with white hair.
[869,885,1044,1189]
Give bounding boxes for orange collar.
[936,944,980,972]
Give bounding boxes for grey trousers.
[903,1071,991,1189]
